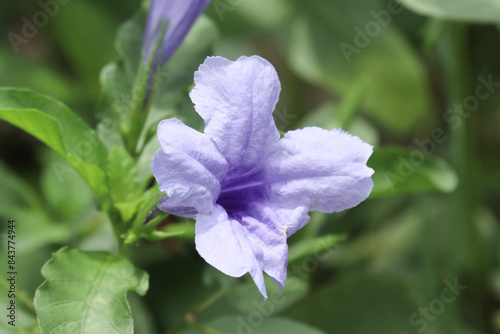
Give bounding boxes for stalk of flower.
[151,56,375,299]
[125,0,212,154]
[143,0,212,78]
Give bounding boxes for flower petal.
[195,205,288,298]
[247,202,311,238]
[157,201,197,218]
[143,0,211,65]
[152,119,228,214]
[190,56,281,173]
[238,204,292,288]
[264,127,374,213]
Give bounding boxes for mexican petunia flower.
[151,55,374,298]
[143,0,212,68]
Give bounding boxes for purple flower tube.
[143,0,212,69]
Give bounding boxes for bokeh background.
[1,0,500,333]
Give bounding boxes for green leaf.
[0,88,109,200]
[288,234,346,263]
[96,62,131,149]
[40,152,95,222]
[369,147,458,197]
[106,146,141,222]
[287,0,430,133]
[34,248,149,334]
[399,0,500,22]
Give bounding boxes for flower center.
[217,170,267,214]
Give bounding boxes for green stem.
[443,22,487,330]
[124,21,169,156]
[187,284,233,319]
[419,197,441,330]
[130,191,166,238]
[439,21,484,329]
[442,21,470,287]
[169,283,234,334]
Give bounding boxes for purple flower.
[143,0,212,67]
[151,56,374,298]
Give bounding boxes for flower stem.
[185,284,233,320]
[169,283,234,334]
[439,21,485,328]
[442,22,470,286]
[124,21,168,156]
[443,21,488,329]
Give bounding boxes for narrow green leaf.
[0,88,109,199]
[34,248,149,334]
[153,223,195,240]
[369,147,458,197]
[288,234,347,263]
[148,230,187,242]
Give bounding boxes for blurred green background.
[1,0,500,333]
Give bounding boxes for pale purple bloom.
[143,0,211,67]
[151,56,374,298]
